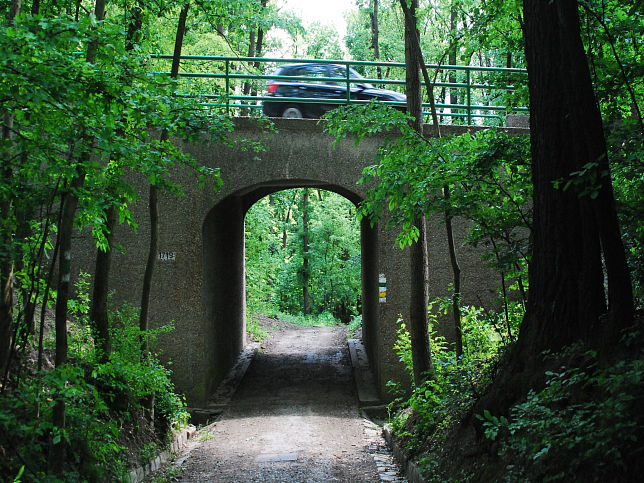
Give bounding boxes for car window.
[326,66,374,88]
[327,65,346,86]
[348,68,365,79]
[290,65,327,84]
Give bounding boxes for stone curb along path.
[125,424,197,483]
[383,425,428,483]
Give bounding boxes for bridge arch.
[202,180,379,398]
[89,119,528,408]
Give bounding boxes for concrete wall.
[79,118,528,406]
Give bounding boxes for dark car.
[262,63,406,118]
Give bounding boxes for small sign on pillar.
[158,251,176,262]
[379,273,386,303]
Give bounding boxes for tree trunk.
[90,0,145,362]
[475,0,634,418]
[90,207,116,361]
[521,0,633,353]
[48,188,81,473]
[250,0,267,98]
[139,2,189,349]
[49,0,105,470]
[448,3,458,121]
[401,0,433,386]
[301,189,310,315]
[0,123,14,380]
[125,0,144,52]
[241,26,257,115]
[443,185,462,357]
[370,0,382,80]
[409,216,433,385]
[0,0,22,385]
[139,184,158,353]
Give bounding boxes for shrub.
[479,344,644,480]
[0,279,189,481]
[389,303,510,454]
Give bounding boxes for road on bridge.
[165,320,403,482]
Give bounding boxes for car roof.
[279,63,327,70]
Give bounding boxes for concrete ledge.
[348,338,381,407]
[125,425,196,483]
[188,342,259,425]
[383,424,427,483]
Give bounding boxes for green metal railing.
[151,55,529,125]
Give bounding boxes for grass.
[269,310,342,327]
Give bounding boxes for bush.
[479,343,644,480]
[388,303,510,455]
[0,280,189,481]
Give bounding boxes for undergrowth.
[388,301,644,481]
[0,274,189,481]
[388,302,513,463]
[262,309,342,327]
[478,334,644,481]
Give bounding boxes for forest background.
[0,0,642,480]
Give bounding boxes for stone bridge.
[96,118,529,407]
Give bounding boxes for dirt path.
[169,323,403,482]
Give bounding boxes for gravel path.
[168,324,404,482]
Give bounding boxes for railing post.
[225,59,230,115]
[466,69,472,125]
[346,63,351,106]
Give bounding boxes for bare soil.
[163,320,402,482]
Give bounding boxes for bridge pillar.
[202,195,247,399]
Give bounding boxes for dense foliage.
[388,300,522,461]
[245,189,362,328]
[0,276,188,481]
[0,0,259,479]
[478,336,644,481]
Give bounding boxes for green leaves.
[325,104,532,289]
[245,189,361,322]
[478,344,644,480]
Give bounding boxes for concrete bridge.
[98,118,529,407]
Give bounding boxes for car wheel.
[282,106,303,118]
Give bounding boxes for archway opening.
[201,182,379,400]
[245,187,362,335]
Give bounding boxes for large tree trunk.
[521,0,633,352]
[475,0,634,418]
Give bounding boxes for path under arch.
[170,320,403,482]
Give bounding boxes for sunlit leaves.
[325,103,531,279]
[245,189,361,322]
